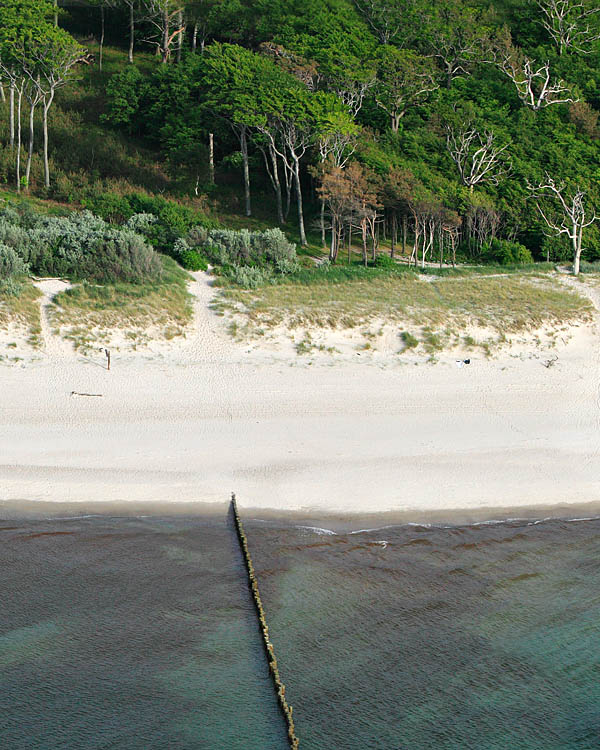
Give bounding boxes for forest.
[2,0,600,286]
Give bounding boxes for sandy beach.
[1,272,600,521]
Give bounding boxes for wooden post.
[105,348,111,371]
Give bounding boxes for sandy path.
[182,271,238,363]
[1,274,600,520]
[33,279,74,360]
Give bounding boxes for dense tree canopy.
[2,0,600,271]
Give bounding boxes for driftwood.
[71,391,103,397]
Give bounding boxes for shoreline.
[2,273,600,522]
[3,497,600,532]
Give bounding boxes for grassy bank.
[49,256,192,352]
[219,271,594,355]
[0,282,42,357]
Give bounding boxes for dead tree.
[496,40,578,109]
[445,125,510,192]
[528,176,598,275]
[142,0,185,63]
[535,0,600,55]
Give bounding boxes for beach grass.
[49,256,193,351]
[220,272,593,351]
[0,281,42,349]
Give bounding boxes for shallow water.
[1,512,599,749]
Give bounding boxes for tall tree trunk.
[362,218,368,266]
[372,223,377,262]
[269,144,283,224]
[208,132,215,185]
[240,126,251,217]
[25,98,36,189]
[329,216,337,262]
[16,86,22,193]
[292,156,306,245]
[390,213,396,258]
[283,163,292,220]
[573,232,582,275]
[0,83,5,103]
[128,3,135,63]
[43,90,55,189]
[402,215,407,256]
[320,198,326,248]
[348,218,352,263]
[192,22,198,51]
[99,4,105,72]
[9,81,15,149]
[176,10,183,63]
[162,9,169,63]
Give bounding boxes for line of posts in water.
[231,493,300,749]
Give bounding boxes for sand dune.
[1,271,600,520]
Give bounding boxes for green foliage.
[181,225,299,284]
[3,1,600,275]
[374,254,397,269]
[180,249,208,271]
[400,331,419,349]
[0,205,162,283]
[0,242,29,278]
[80,192,216,254]
[482,238,534,266]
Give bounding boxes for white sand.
[1,271,600,520]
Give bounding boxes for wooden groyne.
[231,493,300,749]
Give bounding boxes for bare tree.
[409,199,444,268]
[142,0,185,63]
[328,70,376,119]
[495,34,578,109]
[536,0,600,55]
[445,125,510,191]
[528,176,598,274]
[464,203,500,254]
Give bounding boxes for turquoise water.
[1,512,599,748]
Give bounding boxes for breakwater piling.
[231,493,300,749]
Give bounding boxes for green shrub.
[226,264,273,288]
[0,207,161,283]
[185,226,299,282]
[180,249,208,271]
[400,331,418,350]
[82,192,216,254]
[482,238,533,266]
[0,243,29,278]
[375,253,397,269]
[0,277,23,296]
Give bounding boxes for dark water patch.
[0,515,286,750]
[245,517,600,750]
[1,513,600,749]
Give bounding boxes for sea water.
[1,512,599,749]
